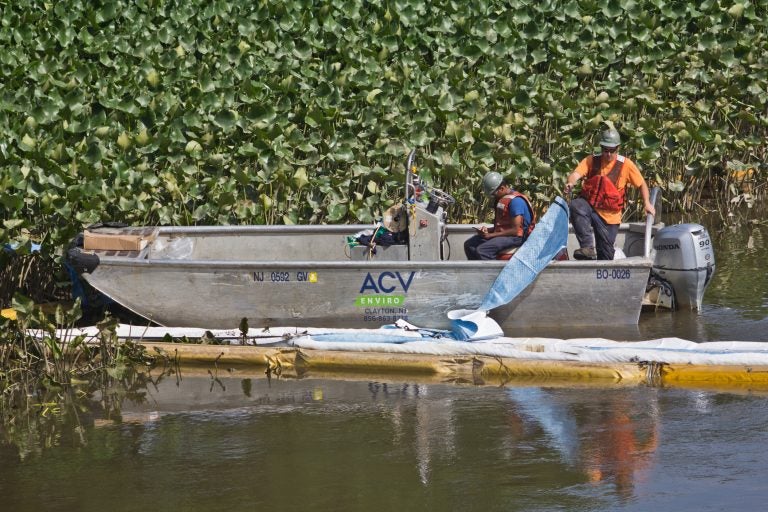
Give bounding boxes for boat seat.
[495,247,519,260]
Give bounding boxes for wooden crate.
[84,227,158,251]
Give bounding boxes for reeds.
[1,298,171,457]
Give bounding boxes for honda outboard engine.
[652,223,715,310]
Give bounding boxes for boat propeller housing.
[652,223,716,310]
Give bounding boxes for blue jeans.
[464,234,524,260]
[569,197,619,260]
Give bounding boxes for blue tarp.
[448,197,569,341]
[479,196,569,312]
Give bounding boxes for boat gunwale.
[146,221,656,235]
[78,252,655,270]
[76,221,658,272]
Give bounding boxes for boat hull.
[81,257,652,331]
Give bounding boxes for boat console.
[350,149,455,262]
[403,150,455,261]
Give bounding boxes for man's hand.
[475,226,493,240]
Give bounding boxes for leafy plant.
[1,294,174,457]
[0,0,765,262]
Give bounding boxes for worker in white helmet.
[564,125,655,260]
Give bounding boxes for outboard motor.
[652,223,715,310]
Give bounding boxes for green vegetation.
[0,297,173,456]
[4,0,765,453]
[1,0,766,301]
[1,296,157,382]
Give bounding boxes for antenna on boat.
[405,148,417,203]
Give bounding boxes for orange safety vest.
[580,155,625,212]
[494,192,536,238]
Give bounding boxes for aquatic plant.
[0,296,175,457]
[0,246,71,312]
[1,0,765,244]
[0,0,765,310]
[2,296,147,380]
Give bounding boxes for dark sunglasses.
[601,146,619,154]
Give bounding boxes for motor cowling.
[652,223,715,310]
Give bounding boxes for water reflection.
[4,371,768,511]
[505,387,660,501]
[0,367,160,461]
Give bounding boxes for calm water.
[2,373,768,512]
[644,211,768,341]
[2,211,767,510]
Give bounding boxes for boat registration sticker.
[252,271,318,283]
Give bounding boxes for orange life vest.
[494,192,536,238]
[580,155,625,212]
